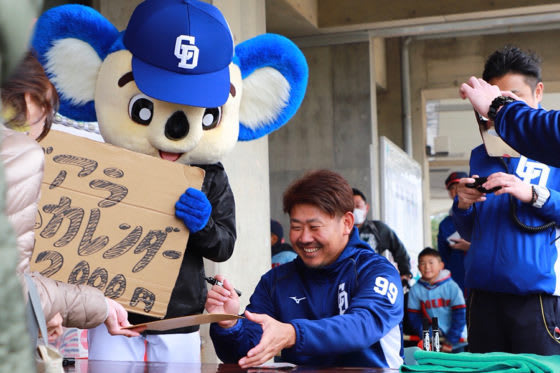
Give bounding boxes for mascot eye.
[128,94,154,125]
[202,107,222,130]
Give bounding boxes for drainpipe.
[401,36,413,156]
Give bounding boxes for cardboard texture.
[126,313,243,331]
[30,130,205,318]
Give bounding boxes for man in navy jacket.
[460,52,560,167]
[454,46,560,354]
[205,170,404,368]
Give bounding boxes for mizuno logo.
[290,296,306,304]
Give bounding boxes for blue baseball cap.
[123,0,234,108]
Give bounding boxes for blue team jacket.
[452,145,560,295]
[437,215,466,292]
[495,101,560,167]
[210,228,404,368]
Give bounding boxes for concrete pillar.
[368,37,381,220]
[96,0,270,363]
[202,0,270,364]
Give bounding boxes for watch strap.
[488,96,516,121]
[532,185,550,208]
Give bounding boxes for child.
[408,247,467,352]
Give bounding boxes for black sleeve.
[187,163,236,262]
[374,221,411,276]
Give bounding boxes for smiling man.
[205,169,404,369]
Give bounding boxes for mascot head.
[31,0,308,165]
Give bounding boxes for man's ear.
[535,81,544,103]
[342,211,355,234]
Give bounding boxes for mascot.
[31,0,308,362]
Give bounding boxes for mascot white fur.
[31,0,308,362]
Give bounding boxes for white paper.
[446,231,461,245]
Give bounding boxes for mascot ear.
[32,4,120,122]
[235,34,308,141]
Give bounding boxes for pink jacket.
[1,125,107,327]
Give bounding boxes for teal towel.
[400,350,560,373]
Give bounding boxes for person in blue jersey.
[408,248,467,352]
[460,47,560,167]
[453,46,560,354]
[270,219,297,267]
[205,169,404,369]
[437,172,470,293]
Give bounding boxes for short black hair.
[418,247,441,261]
[482,46,542,92]
[352,188,367,203]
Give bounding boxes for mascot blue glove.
[175,188,211,233]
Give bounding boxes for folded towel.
[400,350,560,373]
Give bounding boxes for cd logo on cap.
[174,35,199,69]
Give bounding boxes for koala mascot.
[31,0,308,363]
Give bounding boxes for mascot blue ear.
[31,4,120,122]
[234,34,308,141]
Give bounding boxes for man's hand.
[104,298,145,337]
[483,172,533,203]
[238,311,296,369]
[459,77,501,119]
[205,275,240,328]
[400,274,412,281]
[47,312,63,343]
[456,176,486,209]
[449,238,470,252]
[459,76,522,121]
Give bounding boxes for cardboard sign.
[126,313,243,331]
[30,130,205,318]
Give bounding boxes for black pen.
[204,276,242,297]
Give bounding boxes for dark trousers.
[467,289,560,355]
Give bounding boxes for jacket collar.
[417,269,452,290]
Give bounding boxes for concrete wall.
[269,42,373,230]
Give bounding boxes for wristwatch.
[531,185,550,208]
[487,96,516,121]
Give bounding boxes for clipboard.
[125,313,243,331]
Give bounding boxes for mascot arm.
[184,164,236,262]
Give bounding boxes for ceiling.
[265,0,560,44]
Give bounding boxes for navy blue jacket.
[437,215,466,292]
[452,146,560,295]
[210,228,404,368]
[495,101,560,167]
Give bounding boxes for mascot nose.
[165,111,190,140]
